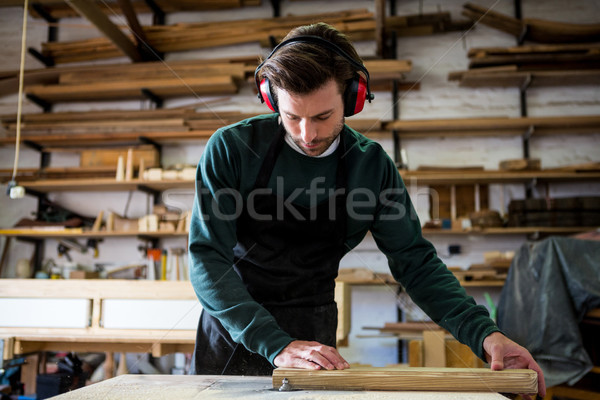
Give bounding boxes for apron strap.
[254,123,286,189]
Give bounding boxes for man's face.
[276,79,345,157]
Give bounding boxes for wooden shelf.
[400,169,600,184]
[15,169,600,194]
[20,178,194,193]
[422,226,596,235]
[457,280,505,287]
[2,226,593,240]
[385,115,600,138]
[0,229,188,239]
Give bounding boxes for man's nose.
[300,119,317,143]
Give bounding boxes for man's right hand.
[273,340,350,370]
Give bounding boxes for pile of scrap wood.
[449,43,600,87]
[40,9,376,64]
[462,2,600,43]
[22,0,261,20]
[449,251,513,284]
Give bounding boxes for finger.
[315,346,350,370]
[292,357,322,370]
[305,348,337,370]
[528,360,546,397]
[489,344,505,371]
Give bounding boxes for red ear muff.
[259,78,278,113]
[344,74,368,117]
[255,36,373,115]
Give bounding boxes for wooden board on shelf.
[26,76,238,102]
[384,115,600,137]
[38,10,375,64]
[462,2,600,43]
[449,69,600,88]
[272,366,538,394]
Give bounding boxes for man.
[188,22,545,397]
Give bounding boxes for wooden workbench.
[49,374,510,399]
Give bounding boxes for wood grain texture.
[272,367,538,394]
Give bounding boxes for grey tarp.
[497,236,600,387]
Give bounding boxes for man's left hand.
[483,332,546,399]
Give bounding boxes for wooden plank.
[26,76,238,102]
[334,282,350,347]
[0,279,195,299]
[462,2,600,43]
[385,115,600,136]
[272,366,538,393]
[423,330,446,367]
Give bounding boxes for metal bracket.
[26,93,53,113]
[517,24,529,45]
[520,73,532,93]
[137,185,161,205]
[28,47,55,67]
[31,2,58,42]
[522,125,534,159]
[270,0,281,17]
[141,88,164,109]
[138,136,162,153]
[523,125,534,142]
[144,0,165,25]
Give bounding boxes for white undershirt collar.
[284,131,340,158]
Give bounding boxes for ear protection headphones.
[254,35,374,117]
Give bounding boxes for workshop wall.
[0,0,599,367]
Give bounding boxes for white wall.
[1,0,599,367]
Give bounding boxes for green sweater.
[189,113,499,365]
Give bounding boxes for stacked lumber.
[21,58,253,102]
[450,42,600,87]
[0,57,411,99]
[467,44,600,71]
[448,262,508,285]
[0,107,387,147]
[40,10,376,64]
[385,115,600,137]
[462,2,600,43]
[508,196,600,228]
[0,107,257,146]
[385,11,473,36]
[15,0,261,20]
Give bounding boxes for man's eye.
[316,115,330,121]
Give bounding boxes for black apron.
[192,124,348,375]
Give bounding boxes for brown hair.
[257,22,363,98]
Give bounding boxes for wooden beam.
[272,367,538,394]
[65,0,143,62]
